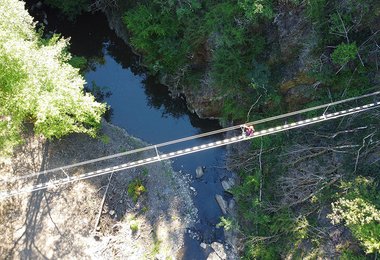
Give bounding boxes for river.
[28,5,234,259]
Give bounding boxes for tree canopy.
[0,0,105,155]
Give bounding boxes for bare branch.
[354,132,377,173]
[246,95,262,122]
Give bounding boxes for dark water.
[28,5,233,259]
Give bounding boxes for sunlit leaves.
[0,0,105,155]
[238,0,274,22]
[328,177,380,254]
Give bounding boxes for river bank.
[0,121,199,259]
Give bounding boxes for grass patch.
[130,221,139,233]
[127,178,146,203]
[99,134,110,144]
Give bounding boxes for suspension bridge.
[1,91,380,200]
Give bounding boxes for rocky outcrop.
[162,72,225,119]
[99,2,130,46]
[271,3,320,109]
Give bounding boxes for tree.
[0,0,106,155]
[329,197,380,254]
[328,177,380,254]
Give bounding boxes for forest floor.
[0,121,198,259]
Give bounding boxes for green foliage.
[329,197,380,253]
[99,134,110,144]
[238,0,274,22]
[127,178,146,203]
[329,177,380,254]
[244,242,279,259]
[331,42,358,65]
[306,0,326,24]
[43,0,90,20]
[130,221,139,233]
[217,216,238,231]
[123,0,269,95]
[152,231,162,255]
[142,167,149,176]
[123,4,188,74]
[0,0,105,155]
[340,249,366,260]
[203,2,239,32]
[211,47,251,88]
[69,56,88,72]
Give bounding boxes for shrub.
[331,42,358,65]
[127,178,146,202]
[0,0,105,155]
[130,221,139,233]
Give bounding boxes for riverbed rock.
[196,166,205,178]
[221,178,235,192]
[207,252,221,260]
[210,242,227,259]
[215,195,227,215]
[228,199,235,210]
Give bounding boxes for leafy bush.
[123,4,188,74]
[130,221,139,233]
[69,56,88,71]
[0,0,105,155]
[217,216,238,231]
[238,0,274,22]
[328,177,380,254]
[331,42,358,65]
[127,178,146,203]
[306,0,327,24]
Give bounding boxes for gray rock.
[207,252,221,260]
[228,178,235,186]
[210,242,227,260]
[196,166,205,178]
[221,178,235,192]
[221,181,231,191]
[228,199,235,210]
[215,195,227,215]
[200,242,207,249]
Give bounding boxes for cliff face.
[271,3,320,108]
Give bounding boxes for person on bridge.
[241,124,255,137]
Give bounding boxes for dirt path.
[0,121,197,259]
